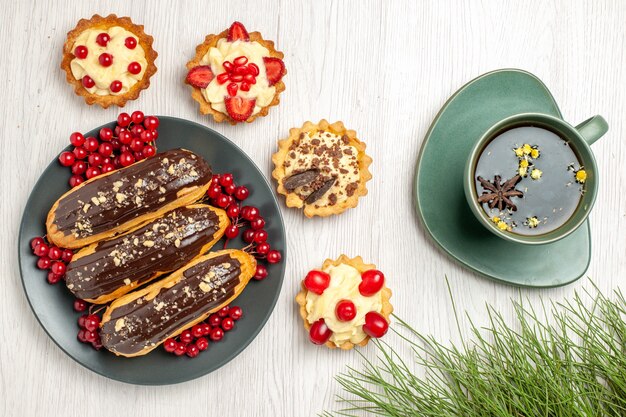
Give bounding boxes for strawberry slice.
[186,66,214,88]
[225,96,256,122]
[262,57,286,86]
[227,21,250,42]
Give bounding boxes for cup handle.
[575,115,608,145]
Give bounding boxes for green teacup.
[463,113,608,245]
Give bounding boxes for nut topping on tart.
[185,22,286,124]
[61,14,158,108]
[295,255,393,350]
[272,120,372,217]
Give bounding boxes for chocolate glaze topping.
[65,206,222,301]
[101,254,241,356]
[52,149,212,239]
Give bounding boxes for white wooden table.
[2,1,625,416]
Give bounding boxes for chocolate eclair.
[65,204,229,304]
[100,249,256,357]
[46,149,212,249]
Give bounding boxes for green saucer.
[414,69,590,287]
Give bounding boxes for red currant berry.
[119,151,135,167]
[226,204,240,218]
[30,237,45,250]
[359,269,385,297]
[143,116,159,131]
[256,242,270,255]
[61,249,74,263]
[91,334,103,350]
[140,130,153,142]
[335,300,357,321]
[71,161,87,175]
[163,338,177,353]
[73,299,87,312]
[248,63,260,76]
[78,315,87,328]
[192,325,204,338]
[95,32,110,46]
[234,186,249,200]
[119,130,132,144]
[240,82,251,92]
[99,53,113,67]
[221,317,235,331]
[69,175,84,188]
[362,312,389,338]
[227,82,238,97]
[219,173,234,187]
[74,45,88,59]
[242,229,256,243]
[186,344,199,358]
[224,225,239,239]
[241,206,259,221]
[130,138,144,152]
[223,183,236,195]
[218,306,230,317]
[84,136,99,152]
[98,142,113,157]
[101,163,115,173]
[48,246,61,260]
[174,342,187,356]
[47,271,63,284]
[229,306,243,320]
[309,318,332,345]
[110,80,122,93]
[253,264,268,280]
[58,151,75,167]
[117,112,131,127]
[267,250,282,264]
[83,314,100,332]
[142,145,156,158]
[51,261,66,275]
[127,62,141,75]
[208,314,221,327]
[125,36,137,49]
[97,128,112,142]
[207,184,222,199]
[250,217,265,230]
[200,323,211,336]
[131,111,145,124]
[77,329,87,343]
[234,56,248,66]
[69,132,85,147]
[87,153,103,167]
[195,337,209,351]
[209,327,224,341]
[84,330,97,343]
[82,75,95,88]
[253,230,268,243]
[72,146,88,160]
[33,243,49,257]
[85,167,101,180]
[304,270,331,295]
[179,329,194,344]
[216,194,230,208]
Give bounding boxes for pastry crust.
[66,204,230,304]
[101,249,256,357]
[295,255,393,350]
[185,30,285,124]
[61,14,158,108]
[272,120,373,217]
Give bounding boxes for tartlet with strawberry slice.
[185,21,286,124]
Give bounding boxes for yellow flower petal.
[575,170,587,183]
[491,216,501,223]
[530,169,543,180]
[527,217,540,228]
[497,221,508,231]
[530,148,540,159]
[522,144,532,155]
[514,147,524,157]
[518,167,528,177]
[519,159,529,168]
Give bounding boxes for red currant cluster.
[206,173,282,280]
[77,313,102,350]
[30,236,73,284]
[304,269,389,345]
[216,55,259,96]
[58,111,159,188]
[163,305,243,358]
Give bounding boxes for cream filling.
[305,264,382,346]
[284,131,360,207]
[70,26,147,96]
[200,38,276,116]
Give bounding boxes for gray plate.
[18,116,286,385]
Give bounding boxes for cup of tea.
[463,113,608,245]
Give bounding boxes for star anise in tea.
[477,175,524,211]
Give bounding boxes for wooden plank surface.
[1,1,625,416]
